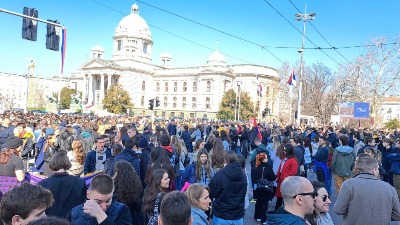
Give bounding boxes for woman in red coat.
[275,143,298,211]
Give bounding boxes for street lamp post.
[25,59,35,113]
[295,6,316,125]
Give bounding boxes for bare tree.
[343,37,400,127]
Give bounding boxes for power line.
[287,0,352,64]
[88,0,283,64]
[135,0,284,63]
[262,0,343,67]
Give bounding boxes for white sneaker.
[256,219,261,222]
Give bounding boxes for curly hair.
[0,149,18,164]
[195,148,212,182]
[71,139,85,165]
[114,161,143,208]
[211,138,225,169]
[142,168,167,216]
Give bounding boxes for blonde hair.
[72,139,85,165]
[185,183,209,208]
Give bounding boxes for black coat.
[38,172,87,218]
[252,162,276,185]
[208,162,247,220]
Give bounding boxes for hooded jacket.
[208,162,247,220]
[331,145,356,177]
[115,149,141,177]
[267,207,307,225]
[55,131,74,151]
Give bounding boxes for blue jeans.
[325,169,332,195]
[213,215,243,225]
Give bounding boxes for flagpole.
[289,85,293,124]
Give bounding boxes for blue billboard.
[339,102,370,119]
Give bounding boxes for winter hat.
[138,138,149,149]
[6,136,23,149]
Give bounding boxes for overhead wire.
[135,0,285,63]
[88,0,282,64]
[262,0,343,67]
[287,0,352,64]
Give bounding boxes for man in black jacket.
[209,151,247,225]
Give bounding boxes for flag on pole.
[287,70,297,86]
[60,28,67,74]
[251,117,263,140]
[256,74,262,97]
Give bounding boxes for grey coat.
[333,173,400,225]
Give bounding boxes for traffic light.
[46,20,60,51]
[148,99,154,110]
[22,7,38,41]
[155,99,160,107]
[262,108,267,117]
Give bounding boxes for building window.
[171,112,175,117]
[183,82,187,92]
[205,97,210,109]
[156,82,160,92]
[182,97,186,108]
[193,82,197,92]
[162,111,166,117]
[206,81,211,92]
[141,96,144,106]
[180,112,184,118]
[164,96,168,107]
[165,82,168,92]
[142,81,145,91]
[143,42,148,54]
[173,97,177,108]
[174,82,177,92]
[192,97,196,109]
[117,40,122,51]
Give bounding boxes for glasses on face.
[321,195,329,202]
[292,191,317,199]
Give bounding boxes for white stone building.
[379,96,400,123]
[70,3,280,119]
[0,72,68,111]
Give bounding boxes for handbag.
[147,192,162,225]
[255,167,274,192]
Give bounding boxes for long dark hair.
[142,168,167,216]
[114,161,143,208]
[211,138,225,169]
[284,144,295,159]
[146,147,175,184]
[195,148,212,181]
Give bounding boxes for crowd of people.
[0,111,400,225]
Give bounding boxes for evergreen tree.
[217,89,254,120]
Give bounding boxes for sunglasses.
[292,191,317,198]
[321,195,329,202]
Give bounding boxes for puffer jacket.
[331,145,356,177]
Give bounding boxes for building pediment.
[81,58,121,70]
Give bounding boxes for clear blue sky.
[0,0,398,78]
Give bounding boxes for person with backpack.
[102,143,124,177]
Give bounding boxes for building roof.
[115,4,151,38]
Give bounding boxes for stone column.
[88,74,93,105]
[107,74,112,90]
[100,74,105,103]
[83,75,87,104]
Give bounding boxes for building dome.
[91,45,104,52]
[115,4,151,37]
[208,50,225,62]
[207,50,226,66]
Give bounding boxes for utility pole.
[295,6,316,125]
